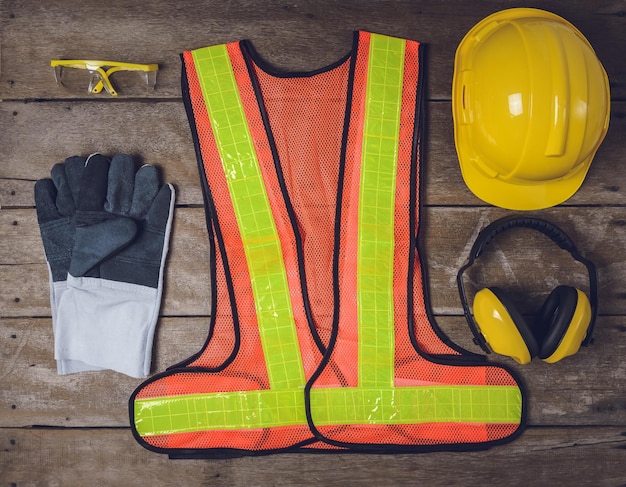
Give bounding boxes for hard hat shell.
[452,8,610,210]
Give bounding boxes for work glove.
[34,153,175,378]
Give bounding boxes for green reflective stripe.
[134,385,521,436]
[192,45,305,390]
[135,390,307,435]
[358,34,405,387]
[310,386,521,425]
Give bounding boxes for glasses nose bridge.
[88,66,119,95]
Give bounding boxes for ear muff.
[457,216,599,363]
[534,285,592,363]
[473,287,537,365]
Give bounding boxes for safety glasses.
[50,60,159,96]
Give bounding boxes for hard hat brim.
[458,155,592,210]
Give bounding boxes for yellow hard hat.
[452,8,610,210]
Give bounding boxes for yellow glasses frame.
[50,60,159,96]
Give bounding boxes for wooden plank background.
[1,0,625,485]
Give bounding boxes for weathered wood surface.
[1,315,625,429]
[2,101,626,208]
[1,0,625,485]
[2,206,626,316]
[1,0,625,101]
[2,428,625,487]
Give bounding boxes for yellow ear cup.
[543,289,592,363]
[473,288,533,364]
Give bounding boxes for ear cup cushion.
[534,285,579,360]
[488,287,539,358]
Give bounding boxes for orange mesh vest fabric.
[130,32,525,458]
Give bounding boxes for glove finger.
[77,154,110,212]
[129,164,160,219]
[63,155,87,207]
[50,163,74,217]
[50,156,87,216]
[145,183,175,228]
[105,153,135,215]
[34,178,60,224]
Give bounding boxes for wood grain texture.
[1,101,625,208]
[1,427,625,486]
[1,316,625,428]
[2,207,625,316]
[1,0,625,101]
[0,0,625,485]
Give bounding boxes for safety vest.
[130,31,525,457]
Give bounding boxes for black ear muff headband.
[456,216,598,354]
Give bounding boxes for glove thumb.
[69,217,137,277]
